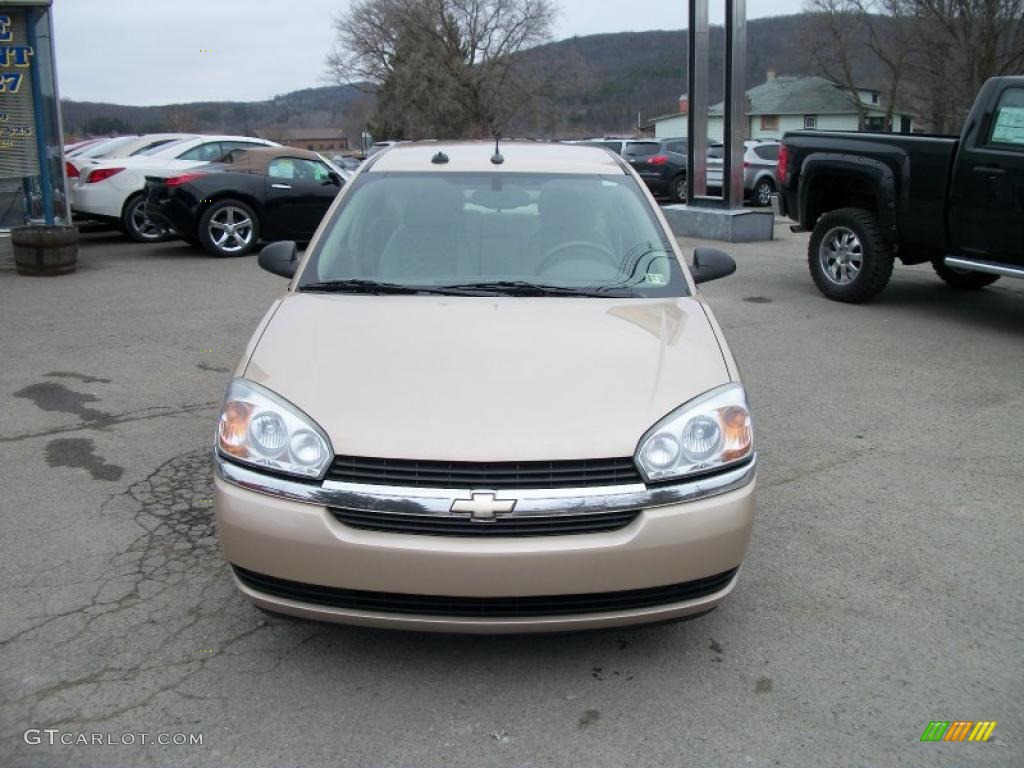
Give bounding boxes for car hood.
[243,293,731,461]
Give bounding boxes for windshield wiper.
[300,280,469,295]
[440,281,628,297]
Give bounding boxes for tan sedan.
[214,141,756,632]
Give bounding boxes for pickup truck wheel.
[931,260,1001,290]
[808,208,894,303]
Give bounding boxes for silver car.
[706,141,780,206]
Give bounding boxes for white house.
[651,73,914,140]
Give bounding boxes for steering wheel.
[536,240,619,275]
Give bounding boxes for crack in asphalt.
[0,401,219,444]
[0,448,307,747]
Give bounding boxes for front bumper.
[214,455,757,632]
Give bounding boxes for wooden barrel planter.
[12,224,79,276]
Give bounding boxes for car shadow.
[258,604,719,669]
[870,278,1024,336]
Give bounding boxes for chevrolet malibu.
[214,141,756,633]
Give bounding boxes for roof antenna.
[490,132,504,165]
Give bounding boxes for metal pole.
[723,0,747,209]
[44,2,70,224]
[686,0,708,203]
[25,7,55,225]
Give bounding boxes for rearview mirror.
[690,248,736,284]
[258,240,298,279]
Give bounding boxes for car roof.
[367,141,625,175]
[220,146,325,173]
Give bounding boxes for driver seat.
[528,182,612,275]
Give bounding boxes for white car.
[70,134,278,242]
[65,133,197,182]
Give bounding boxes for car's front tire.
[931,259,1001,290]
[199,200,259,257]
[121,194,169,243]
[808,207,894,303]
[670,174,688,204]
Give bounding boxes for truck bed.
[781,131,959,252]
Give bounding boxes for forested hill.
[61,13,889,140]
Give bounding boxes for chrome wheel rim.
[756,182,772,205]
[130,200,166,241]
[819,226,863,285]
[208,206,254,253]
[675,178,687,201]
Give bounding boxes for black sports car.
[144,147,345,257]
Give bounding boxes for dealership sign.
[0,9,37,178]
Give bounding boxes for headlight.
[216,378,333,479]
[635,383,753,482]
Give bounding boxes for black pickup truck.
[777,76,1024,302]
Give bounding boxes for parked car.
[144,147,345,257]
[213,140,755,633]
[330,154,362,173]
[65,133,195,182]
[366,140,404,156]
[706,140,780,206]
[778,76,1024,302]
[622,138,689,203]
[70,135,278,243]
[573,137,642,156]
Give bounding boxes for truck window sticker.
[989,89,1024,147]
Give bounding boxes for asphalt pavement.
[1,222,1021,767]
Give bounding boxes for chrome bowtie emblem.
[450,492,516,520]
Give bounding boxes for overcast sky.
[53,0,804,105]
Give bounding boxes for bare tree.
[164,106,198,133]
[805,0,1024,133]
[903,0,1024,131]
[805,0,870,126]
[326,0,559,139]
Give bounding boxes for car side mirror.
[258,240,298,279]
[325,171,341,186]
[690,247,736,284]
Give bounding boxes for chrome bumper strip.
[214,453,757,516]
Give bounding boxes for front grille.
[330,508,640,537]
[233,566,738,618]
[326,456,644,489]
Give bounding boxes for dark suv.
[623,139,689,202]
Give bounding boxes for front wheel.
[932,260,1001,290]
[121,194,169,243]
[808,207,894,303]
[670,175,688,204]
[198,200,259,257]
[752,178,775,207]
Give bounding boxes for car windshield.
[299,172,687,298]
